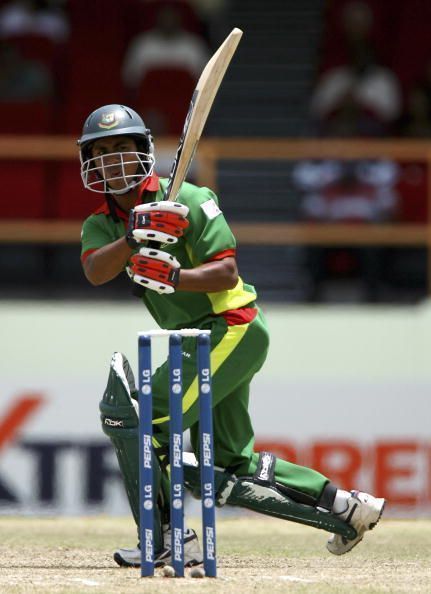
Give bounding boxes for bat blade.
[163,27,243,202]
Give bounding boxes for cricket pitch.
[0,515,430,593]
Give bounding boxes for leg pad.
[184,461,356,540]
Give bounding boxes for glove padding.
[130,247,181,294]
[126,202,189,248]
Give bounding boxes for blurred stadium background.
[1,0,430,519]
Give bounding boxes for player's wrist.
[126,210,141,248]
[125,234,139,249]
[170,267,180,288]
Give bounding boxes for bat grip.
[131,193,167,296]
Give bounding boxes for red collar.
[93,174,160,220]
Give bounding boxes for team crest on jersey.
[98,112,120,130]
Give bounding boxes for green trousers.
[150,308,330,503]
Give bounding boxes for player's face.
[91,136,139,192]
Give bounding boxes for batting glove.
[126,202,189,248]
[130,247,181,294]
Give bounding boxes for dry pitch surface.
[0,516,430,594]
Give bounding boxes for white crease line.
[222,575,316,583]
[71,578,100,586]
[261,575,316,583]
[280,576,316,583]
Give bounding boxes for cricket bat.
[133,27,243,295]
[162,27,243,202]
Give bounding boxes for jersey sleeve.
[183,186,236,263]
[80,215,112,260]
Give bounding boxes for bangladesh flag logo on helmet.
[98,111,121,130]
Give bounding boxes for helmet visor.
[80,150,155,194]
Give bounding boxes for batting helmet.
[78,104,155,195]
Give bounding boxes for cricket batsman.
[78,104,385,568]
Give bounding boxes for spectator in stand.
[122,3,209,93]
[0,0,69,42]
[0,39,53,100]
[310,1,401,137]
[306,2,401,301]
[293,159,400,301]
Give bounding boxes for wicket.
[137,329,216,578]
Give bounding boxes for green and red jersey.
[81,176,258,329]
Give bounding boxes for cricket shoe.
[113,527,203,568]
[327,490,385,555]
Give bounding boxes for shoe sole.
[113,552,140,568]
[156,559,203,569]
[113,552,203,569]
[327,499,386,556]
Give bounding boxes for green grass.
[0,516,430,593]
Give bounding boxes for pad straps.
[253,452,336,512]
[317,482,338,512]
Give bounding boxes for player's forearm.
[177,257,238,292]
[83,238,133,285]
